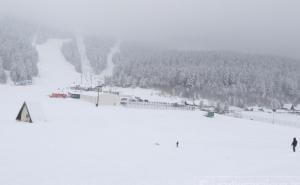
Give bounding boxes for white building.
[80,93,120,106]
[282,104,294,110]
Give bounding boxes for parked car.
[120,97,129,105]
[15,80,32,86]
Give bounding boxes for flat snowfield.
[0,86,300,185]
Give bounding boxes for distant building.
[282,104,294,111]
[15,80,32,86]
[294,105,300,112]
[80,93,120,106]
[97,93,120,106]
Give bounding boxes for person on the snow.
[292,138,298,152]
[176,141,179,148]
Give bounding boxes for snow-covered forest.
[108,42,300,108]
[84,36,114,74]
[1,17,300,108]
[61,36,114,74]
[0,17,38,83]
[61,38,82,73]
[0,17,76,83]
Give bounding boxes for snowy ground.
[1,85,300,185]
[1,39,300,185]
[229,110,300,128]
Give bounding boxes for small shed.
[69,93,80,99]
[206,111,215,118]
[16,101,46,123]
[16,102,32,123]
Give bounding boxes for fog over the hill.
[0,0,299,59]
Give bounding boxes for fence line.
[228,112,300,128]
[122,101,197,111]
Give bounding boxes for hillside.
[108,42,300,108]
[0,17,38,83]
[0,38,300,185]
[0,17,300,108]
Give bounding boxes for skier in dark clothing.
[292,138,298,152]
[176,141,179,148]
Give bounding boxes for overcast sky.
[1,0,299,58]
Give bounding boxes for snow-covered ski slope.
[98,41,120,80]
[75,34,94,83]
[0,39,300,185]
[74,34,120,86]
[35,39,81,90]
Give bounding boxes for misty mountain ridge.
[0,17,299,108]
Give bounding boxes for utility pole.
[96,87,100,107]
[271,86,275,124]
[96,85,103,107]
[90,74,93,87]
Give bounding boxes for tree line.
[0,17,38,83]
[107,42,300,108]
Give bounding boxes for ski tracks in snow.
[75,34,94,83]
[75,34,121,86]
[99,41,121,82]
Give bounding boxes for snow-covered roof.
[193,100,201,106]
[24,101,47,123]
[294,105,300,111]
[229,106,244,112]
[247,106,263,111]
[283,104,293,110]
[185,100,194,105]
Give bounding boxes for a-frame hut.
[16,102,32,123]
